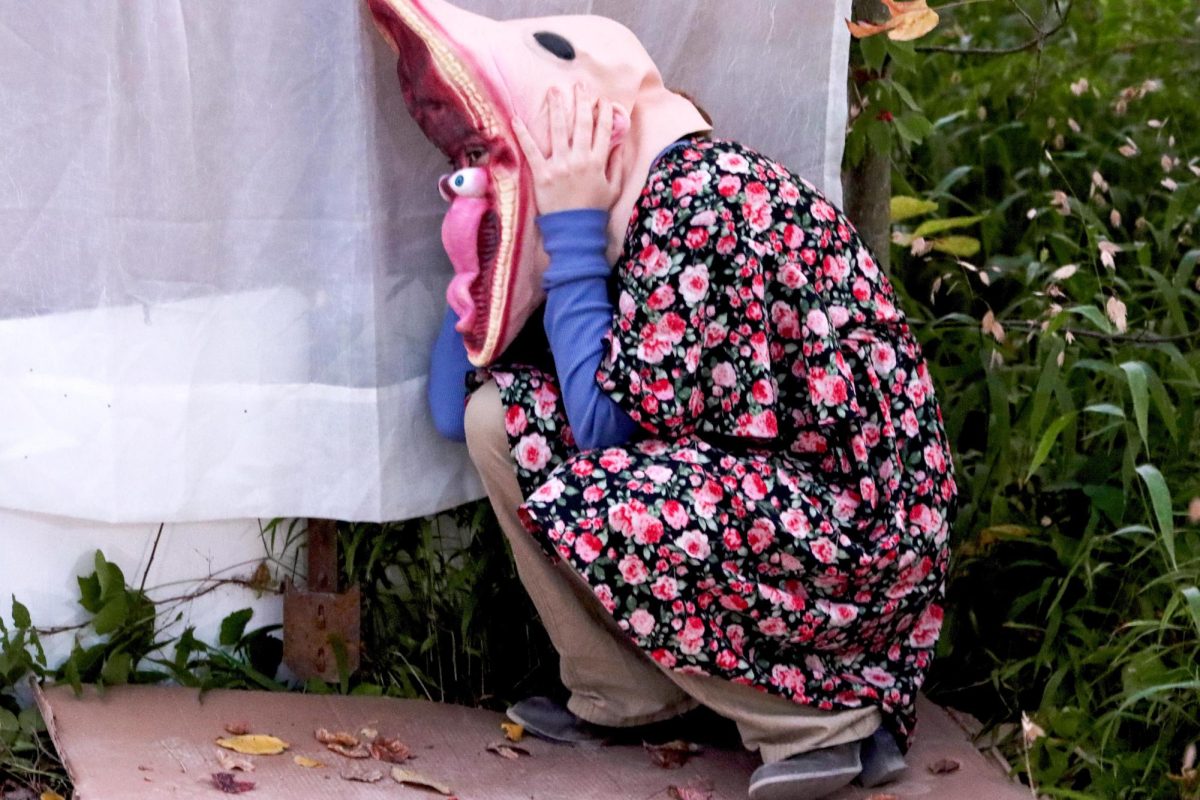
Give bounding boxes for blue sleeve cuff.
[538,209,610,291]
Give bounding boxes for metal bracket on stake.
[282,519,361,682]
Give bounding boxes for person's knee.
[464,381,511,470]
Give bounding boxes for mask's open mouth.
[368,0,524,365]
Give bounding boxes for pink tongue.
[441,197,489,333]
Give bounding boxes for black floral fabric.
[485,138,957,744]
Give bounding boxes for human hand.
[512,85,621,215]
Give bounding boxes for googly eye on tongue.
[437,167,489,201]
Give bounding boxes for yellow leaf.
[500,722,525,742]
[846,0,940,41]
[41,793,66,800]
[890,196,939,222]
[979,524,1036,548]
[216,734,290,755]
[392,767,452,795]
[294,755,326,768]
[932,236,981,258]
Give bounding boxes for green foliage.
[331,506,558,708]
[872,0,1200,796]
[1,597,61,796]
[0,509,554,794]
[0,551,287,794]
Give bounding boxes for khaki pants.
[464,381,881,763]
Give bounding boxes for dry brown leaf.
[369,736,412,764]
[486,741,532,760]
[223,721,252,736]
[210,772,256,794]
[981,310,1006,344]
[340,765,386,783]
[326,742,372,759]
[1106,295,1128,333]
[293,755,325,769]
[668,781,715,800]
[215,735,289,756]
[500,721,525,742]
[645,740,702,770]
[846,0,940,41]
[216,750,255,772]
[392,767,453,795]
[315,728,359,747]
[928,757,962,774]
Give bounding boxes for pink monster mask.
[367,0,711,366]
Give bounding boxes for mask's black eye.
[534,31,575,61]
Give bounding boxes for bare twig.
[1007,0,1039,31]
[918,0,1073,56]
[139,522,166,593]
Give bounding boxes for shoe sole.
[506,699,608,744]
[748,764,861,800]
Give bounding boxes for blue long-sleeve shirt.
[426,210,636,449]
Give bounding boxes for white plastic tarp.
[0,0,852,524]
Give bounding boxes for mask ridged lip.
[370,0,518,366]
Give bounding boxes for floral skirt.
[483,363,952,745]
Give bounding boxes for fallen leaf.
[645,740,702,770]
[315,728,359,747]
[846,0,940,41]
[40,793,66,800]
[216,750,255,772]
[393,767,453,795]
[224,721,252,736]
[210,772,256,794]
[369,736,412,764]
[486,741,532,760]
[215,735,289,756]
[326,742,372,759]
[928,757,961,774]
[340,765,385,784]
[500,722,525,743]
[293,755,325,769]
[668,781,715,800]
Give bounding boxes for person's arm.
[539,209,639,451]
[427,307,473,442]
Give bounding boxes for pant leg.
[664,671,882,764]
[464,381,696,727]
[464,380,882,758]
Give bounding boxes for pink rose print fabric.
[486,138,957,745]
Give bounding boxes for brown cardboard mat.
[36,685,1028,799]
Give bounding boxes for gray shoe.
[748,742,862,800]
[506,696,610,744]
[858,727,907,787]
